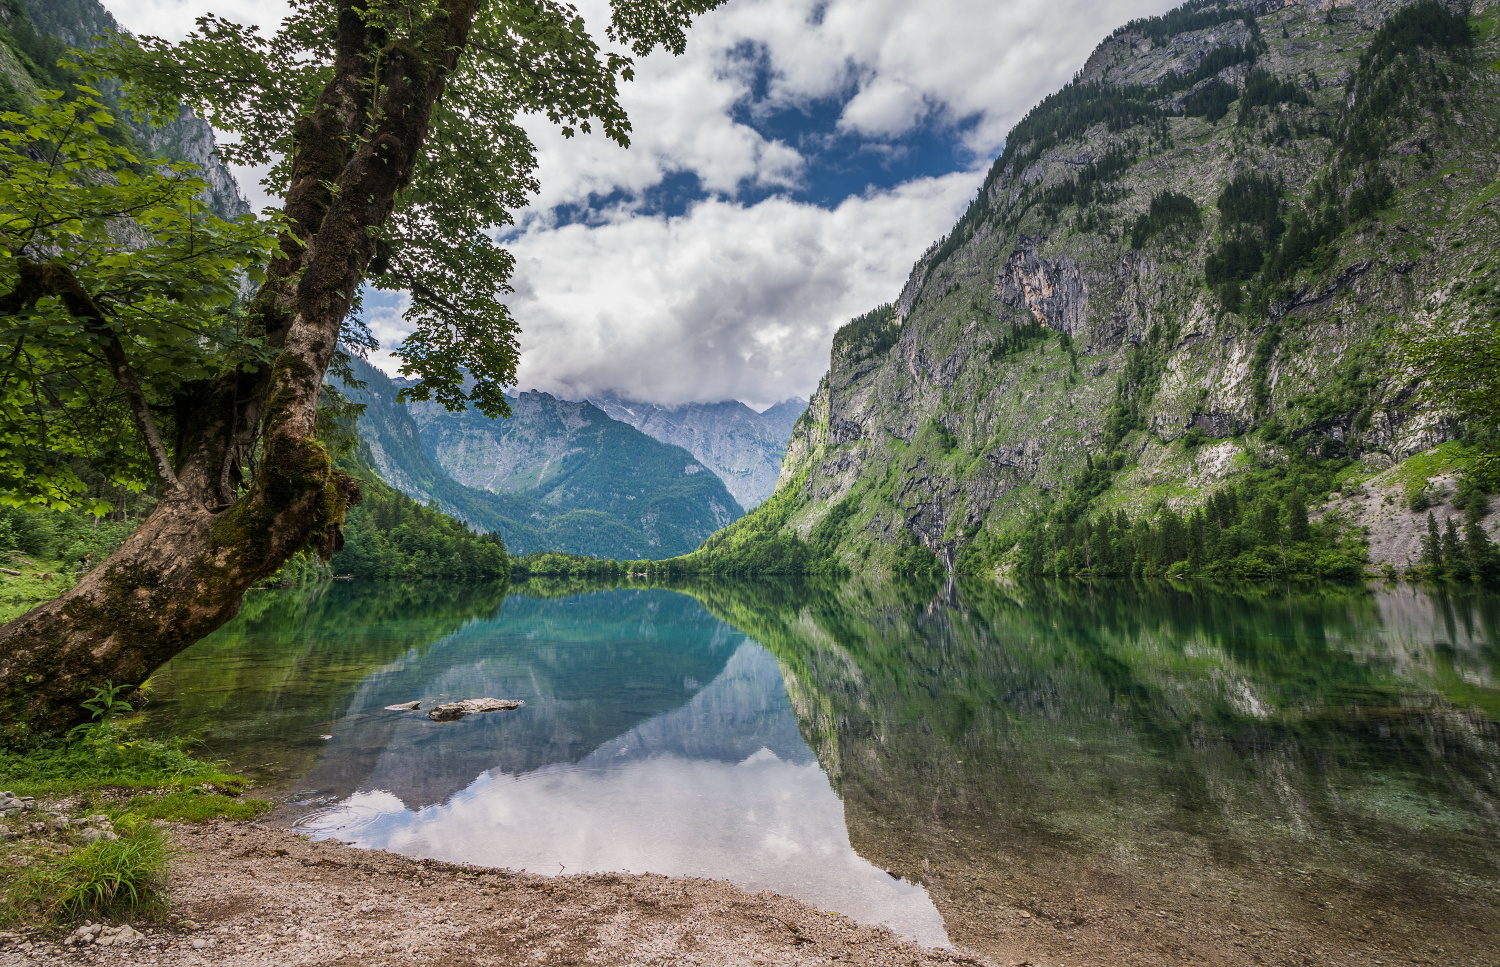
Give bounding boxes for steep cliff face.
[3,0,248,219]
[769,0,1500,574]
[590,394,808,509]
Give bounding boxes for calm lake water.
[138,579,1500,965]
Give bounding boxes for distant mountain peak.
[340,359,742,559]
[587,394,809,509]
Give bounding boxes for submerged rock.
[427,698,524,722]
[384,701,422,711]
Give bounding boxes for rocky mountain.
[343,359,743,559]
[0,0,249,220]
[589,394,808,509]
[721,0,1500,575]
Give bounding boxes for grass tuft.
[123,790,270,823]
[4,820,170,925]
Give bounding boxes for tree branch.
[7,259,181,492]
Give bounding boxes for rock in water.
[384,701,422,711]
[427,698,524,722]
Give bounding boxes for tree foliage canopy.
[84,0,721,419]
[0,91,277,512]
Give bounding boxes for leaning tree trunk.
[0,0,479,743]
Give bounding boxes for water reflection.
[298,644,945,945]
[142,577,1500,965]
[687,578,1500,967]
[141,583,947,946]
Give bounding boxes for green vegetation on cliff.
[706,0,1500,581]
[343,358,742,560]
[635,471,846,577]
[1006,453,1369,582]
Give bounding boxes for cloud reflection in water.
[297,643,948,947]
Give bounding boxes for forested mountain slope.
[343,359,743,559]
[726,0,1500,577]
[0,0,247,219]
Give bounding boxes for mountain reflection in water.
[299,643,943,944]
[141,579,1500,966]
[140,585,947,946]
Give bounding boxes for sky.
[102,0,1175,409]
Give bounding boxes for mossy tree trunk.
[0,0,479,741]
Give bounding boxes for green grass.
[121,789,269,823]
[1386,442,1472,498]
[0,563,73,623]
[0,724,271,820]
[4,819,170,926]
[0,722,270,928]
[0,725,230,798]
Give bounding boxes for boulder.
[384,701,422,711]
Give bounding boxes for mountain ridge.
[343,359,744,559]
[710,0,1500,577]
[589,393,807,509]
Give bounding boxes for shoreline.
[1,820,988,966]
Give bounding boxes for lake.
[138,578,1500,966]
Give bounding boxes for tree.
[0,0,723,739]
[1,92,277,512]
[1442,517,1468,581]
[1464,500,1498,585]
[1422,511,1443,572]
[1403,297,1500,477]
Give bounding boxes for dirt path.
[0,821,988,966]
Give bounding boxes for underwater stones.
[384,700,422,711]
[426,698,524,722]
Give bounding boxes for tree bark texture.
[0,0,480,741]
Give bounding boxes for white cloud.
[100,0,289,39]
[499,169,980,408]
[97,0,1181,405]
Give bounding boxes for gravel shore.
[1,821,989,966]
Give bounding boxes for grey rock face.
[993,236,1089,338]
[24,0,249,221]
[766,0,1500,573]
[590,394,808,509]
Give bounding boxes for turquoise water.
[140,579,1500,964]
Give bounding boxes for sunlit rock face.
[591,395,808,510]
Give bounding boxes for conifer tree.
[1285,490,1311,543]
[1423,512,1445,571]
[1443,517,1469,581]
[1464,501,1498,584]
